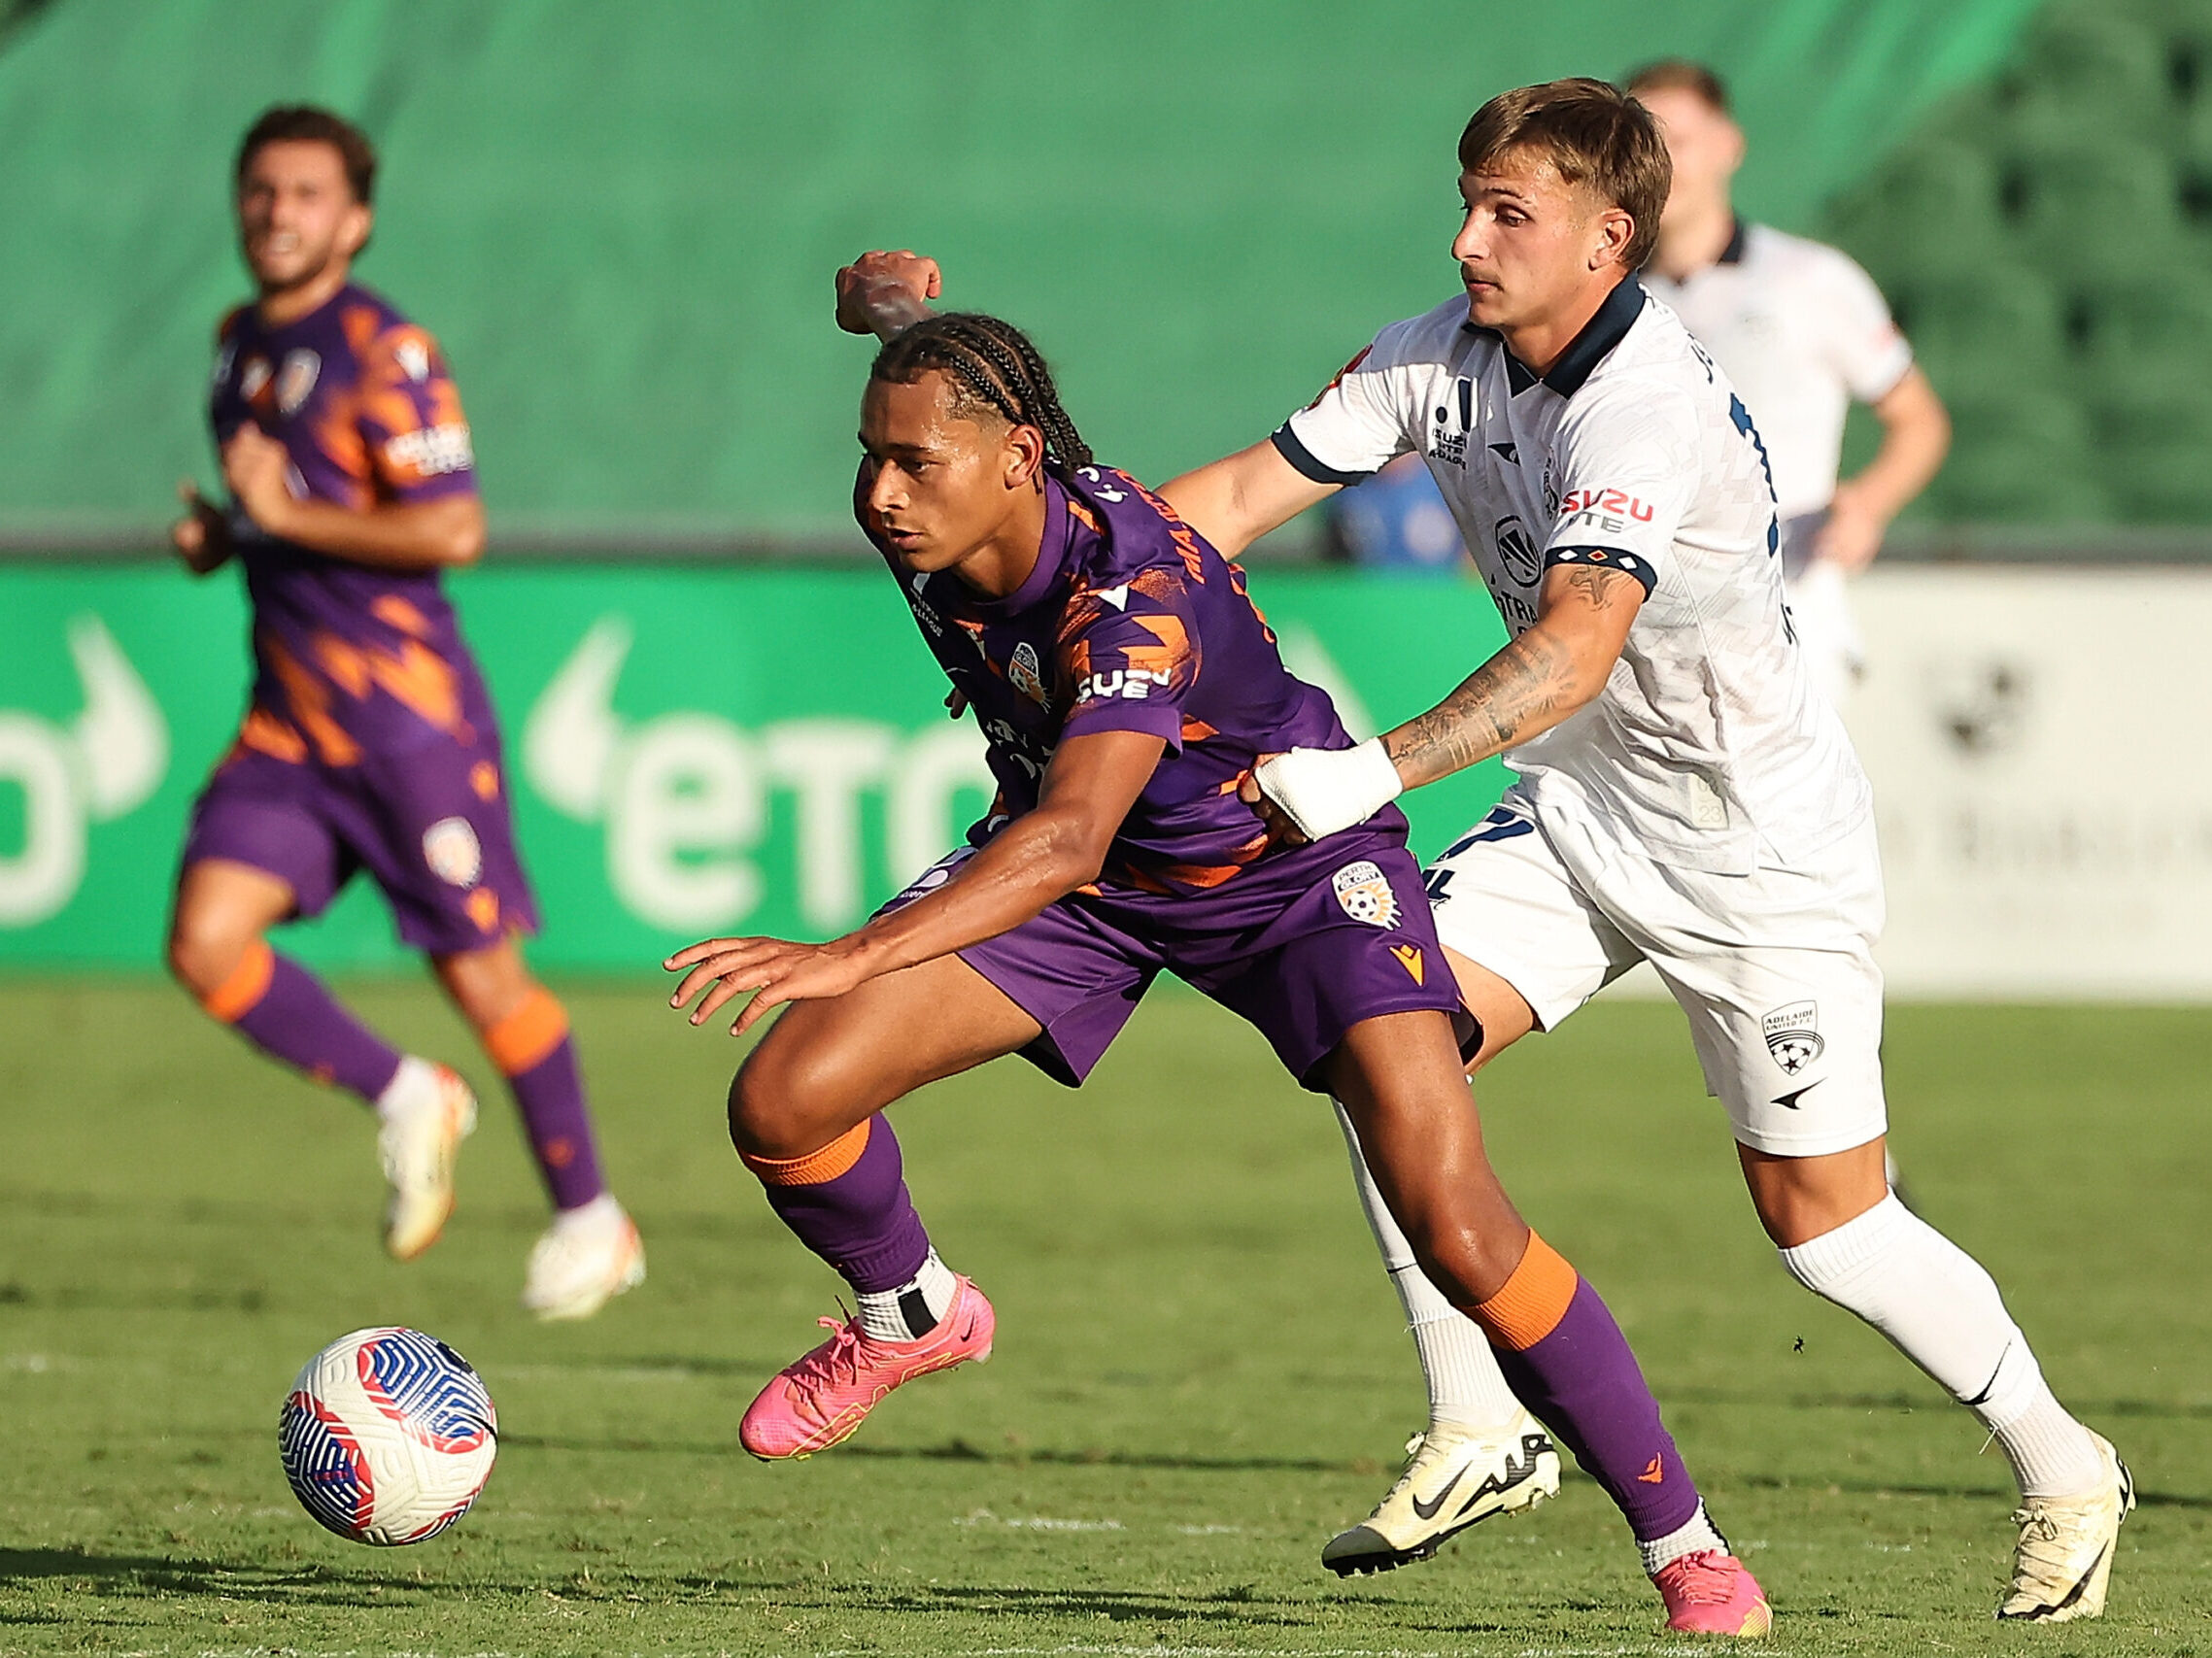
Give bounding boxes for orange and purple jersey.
[860,461,1405,901]
[208,282,488,761]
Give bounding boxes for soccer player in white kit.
[1628,60,1951,708]
[1164,78,2130,1623]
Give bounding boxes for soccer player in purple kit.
[661,278,1768,1635]
[165,106,644,1320]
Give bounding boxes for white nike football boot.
[1997,1433,2134,1622]
[1321,1413,1561,1575]
[521,1196,646,1321]
[377,1063,477,1260]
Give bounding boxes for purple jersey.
[208,282,487,762]
[859,462,1409,900]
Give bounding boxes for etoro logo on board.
[0,616,168,927]
[522,618,996,935]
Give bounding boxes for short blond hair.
[1457,79,1671,270]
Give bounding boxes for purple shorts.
[183,739,540,957]
[886,834,1466,1091]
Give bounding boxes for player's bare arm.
[666,727,1166,1035]
[834,250,943,342]
[221,423,486,570]
[1243,560,1645,843]
[1817,364,1949,572]
[1384,561,1642,786]
[169,479,235,575]
[1160,440,1339,560]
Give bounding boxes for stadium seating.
[1923,391,2110,524]
[1823,0,2212,524]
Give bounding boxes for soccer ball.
[278,1326,498,1545]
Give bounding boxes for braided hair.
[870,312,1094,472]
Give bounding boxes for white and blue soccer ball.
[278,1326,498,1545]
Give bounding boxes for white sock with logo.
[1336,1100,1527,1431]
[374,1055,443,1123]
[857,1249,960,1343]
[1779,1193,2103,1499]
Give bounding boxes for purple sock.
[484,991,606,1211]
[1490,1275,1703,1543]
[745,1114,932,1294]
[208,942,401,1101]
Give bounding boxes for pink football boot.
[739,1275,996,1459]
[1652,1550,1773,1637]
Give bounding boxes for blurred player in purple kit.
[165,106,642,1320]
[661,281,1767,1635]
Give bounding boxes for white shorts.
[1425,788,1888,1157]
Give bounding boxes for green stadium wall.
[0,0,2042,539]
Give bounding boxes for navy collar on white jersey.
[1718,219,1749,264]
[1472,274,1648,400]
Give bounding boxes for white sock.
[554,1193,622,1233]
[1639,1501,1730,1574]
[857,1248,959,1342]
[1335,1100,1526,1431]
[374,1055,442,1122]
[1779,1193,2103,1499]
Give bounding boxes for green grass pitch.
[0,980,2205,1655]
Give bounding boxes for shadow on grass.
[1671,1384,2212,1423]
[1733,1473,2212,1510]
[0,1556,508,1618]
[647,1575,1527,1638]
[0,1547,1541,1638]
[498,1432,1353,1474]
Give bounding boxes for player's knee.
[728,1040,857,1162]
[1409,1225,1525,1308]
[727,1051,807,1161]
[433,944,533,1032]
[166,910,253,1000]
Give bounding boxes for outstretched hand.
[664,934,875,1036]
[834,250,942,338]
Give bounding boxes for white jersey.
[1277,278,1870,876]
[1642,222,1912,520]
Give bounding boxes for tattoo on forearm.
[1380,561,1640,787]
[1384,630,1573,786]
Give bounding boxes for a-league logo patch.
[1762,999,1824,1074]
[1332,860,1401,930]
[423,817,483,889]
[1008,641,1047,707]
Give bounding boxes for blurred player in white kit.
[1628,60,1950,708]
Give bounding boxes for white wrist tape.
[1253,737,1404,841]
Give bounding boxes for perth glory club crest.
[1332,860,1401,930]
[1008,641,1047,707]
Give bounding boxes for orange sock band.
[740,1119,871,1187]
[483,987,569,1077]
[1471,1231,1580,1351]
[201,939,275,1024]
